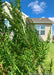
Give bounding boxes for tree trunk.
[1,64,5,75]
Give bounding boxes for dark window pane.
[41,30,45,35]
[37,30,39,34]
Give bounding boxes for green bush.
[0,0,50,75]
[52,40,54,43]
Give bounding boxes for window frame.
[35,25,45,35]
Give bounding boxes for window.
[41,30,45,35]
[5,20,11,27]
[41,25,45,29]
[5,20,8,26]
[35,25,45,35]
[37,30,39,34]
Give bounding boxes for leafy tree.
[0,0,8,75]
[0,0,49,75]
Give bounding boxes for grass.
[43,43,54,74]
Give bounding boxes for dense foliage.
[0,0,51,75]
[47,27,51,43]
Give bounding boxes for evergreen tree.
[0,0,49,75]
[0,0,11,75]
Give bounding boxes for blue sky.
[3,0,54,35]
[3,0,54,18]
[21,0,54,18]
[21,0,54,35]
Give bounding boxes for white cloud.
[28,0,46,14]
[49,17,54,22]
[42,16,45,18]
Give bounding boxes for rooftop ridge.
[30,18,53,24]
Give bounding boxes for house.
[2,1,29,27]
[2,1,53,42]
[2,1,29,39]
[31,18,53,42]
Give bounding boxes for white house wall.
[3,1,29,39]
[3,2,28,22]
[39,24,52,42]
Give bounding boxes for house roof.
[30,18,53,24]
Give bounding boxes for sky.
[21,0,54,19]
[3,0,54,35]
[21,0,54,35]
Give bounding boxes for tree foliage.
[46,27,51,43]
[0,0,50,75]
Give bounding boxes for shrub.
[0,0,49,74]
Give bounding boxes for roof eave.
[32,23,53,25]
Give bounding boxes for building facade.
[3,1,53,42]
[3,1,29,27]
[31,18,53,42]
